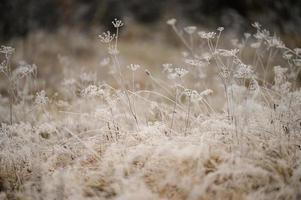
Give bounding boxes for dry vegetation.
[0,19,301,200]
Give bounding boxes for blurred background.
[0,0,301,91]
[1,0,301,40]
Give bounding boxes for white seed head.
[217,27,224,32]
[112,18,124,28]
[184,26,197,34]
[166,18,177,26]
[198,31,216,39]
[0,45,14,55]
[175,67,188,78]
[35,90,48,106]
[127,64,141,71]
[98,31,115,43]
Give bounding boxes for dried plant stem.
[184,95,192,136]
[171,25,193,54]
[170,87,178,133]
[112,27,140,130]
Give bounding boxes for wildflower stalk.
[0,46,15,124]
[112,24,140,130]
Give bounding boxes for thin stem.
[171,25,193,54]
[170,86,178,133]
[184,95,192,136]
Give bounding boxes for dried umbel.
[98,31,115,44]
[35,90,48,106]
[81,85,104,98]
[166,18,177,26]
[0,45,14,55]
[112,18,124,28]
[184,26,197,35]
[198,31,216,39]
[174,67,188,78]
[127,64,141,71]
[234,64,255,79]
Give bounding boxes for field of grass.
[0,19,301,200]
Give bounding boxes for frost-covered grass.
[0,19,301,200]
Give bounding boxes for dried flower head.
[112,18,124,28]
[81,85,104,98]
[234,64,255,79]
[35,90,48,106]
[0,45,14,55]
[98,31,115,43]
[184,26,197,34]
[198,31,216,39]
[127,64,141,71]
[217,49,239,57]
[199,89,213,97]
[175,67,188,78]
[217,27,224,32]
[184,58,207,67]
[166,18,177,26]
[162,63,173,73]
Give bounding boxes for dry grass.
[0,20,301,200]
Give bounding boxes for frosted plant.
[0,47,36,124]
[35,90,48,106]
[162,63,173,73]
[0,45,14,56]
[217,48,239,57]
[81,85,104,98]
[0,46,15,124]
[184,58,208,67]
[184,26,197,35]
[127,64,140,71]
[174,67,188,78]
[217,27,224,32]
[198,31,216,39]
[112,18,124,28]
[98,18,139,129]
[127,64,141,91]
[1,19,301,200]
[234,63,255,79]
[272,66,291,93]
[98,31,115,44]
[199,89,213,98]
[166,18,177,26]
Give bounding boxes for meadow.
[0,18,301,200]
